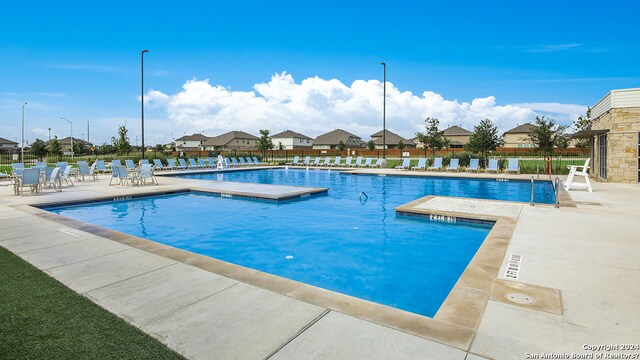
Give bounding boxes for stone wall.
[591,108,640,183]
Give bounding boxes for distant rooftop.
[370,129,410,145]
[175,133,210,142]
[504,123,536,134]
[203,131,258,146]
[442,125,472,136]
[314,129,362,146]
[0,137,18,145]
[271,130,312,140]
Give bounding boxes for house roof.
[443,125,472,136]
[313,129,362,146]
[369,129,411,145]
[175,133,210,141]
[271,130,312,140]
[504,123,537,134]
[56,137,93,146]
[0,137,18,145]
[202,131,258,146]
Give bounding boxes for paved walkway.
[1,169,639,359]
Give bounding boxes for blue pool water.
[45,169,546,317]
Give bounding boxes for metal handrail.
[530,176,535,207]
[554,177,560,208]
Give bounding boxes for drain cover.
[506,292,535,305]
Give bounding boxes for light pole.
[141,49,149,160]
[21,102,27,163]
[60,117,73,159]
[48,128,51,141]
[380,62,386,159]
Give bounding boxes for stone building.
[575,88,640,183]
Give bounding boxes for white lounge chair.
[331,156,342,167]
[343,157,353,167]
[95,160,111,173]
[252,157,263,165]
[153,159,167,171]
[351,157,363,167]
[564,158,592,192]
[395,158,411,170]
[466,159,480,172]
[362,158,373,167]
[485,159,499,173]
[447,159,460,172]
[428,157,443,171]
[45,167,62,192]
[370,158,383,168]
[504,158,519,174]
[311,157,321,166]
[139,164,158,185]
[411,158,426,171]
[321,157,332,167]
[286,156,299,166]
[61,165,74,186]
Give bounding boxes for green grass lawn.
[0,246,184,359]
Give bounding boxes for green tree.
[99,142,115,155]
[337,140,346,151]
[255,129,274,158]
[72,141,85,155]
[46,136,63,156]
[573,107,592,148]
[366,140,376,151]
[397,140,405,150]
[415,117,446,156]
[30,138,47,161]
[112,125,132,155]
[153,144,164,157]
[465,118,504,166]
[527,116,568,172]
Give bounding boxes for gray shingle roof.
[504,123,537,134]
[56,137,93,146]
[271,130,312,140]
[442,125,472,136]
[202,131,258,146]
[0,137,18,145]
[175,133,210,141]
[313,129,362,146]
[370,129,411,145]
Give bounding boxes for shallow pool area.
[44,171,495,317]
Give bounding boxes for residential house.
[573,88,640,183]
[312,129,364,149]
[0,137,18,149]
[442,125,472,148]
[270,130,313,150]
[369,129,415,149]
[175,134,210,151]
[503,123,537,148]
[201,131,259,151]
[57,137,93,152]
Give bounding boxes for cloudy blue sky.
[1,0,639,146]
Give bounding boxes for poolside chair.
[343,157,353,167]
[395,158,411,170]
[139,164,158,185]
[485,159,499,173]
[370,158,383,168]
[312,157,321,166]
[109,164,121,186]
[331,156,342,167]
[17,168,41,196]
[564,158,592,192]
[198,158,210,168]
[302,156,311,166]
[36,161,47,168]
[77,161,89,181]
[45,167,62,192]
[111,159,123,172]
[208,157,218,168]
[95,160,110,173]
[351,157,363,167]
[178,158,190,169]
[223,158,232,167]
[286,156,300,166]
[447,159,460,172]
[253,157,263,166]
[465,159,480,172]
[246,157,255,166]
[238,157,247,166]
[11,163,25,174]
[428,157,443,171]
[166,159,179,170]
[504,158,519,174]
[153,159,166,171]
[44,166,55,181]
[362,158,373,167]
[321,157,332,167]
[188,158,200,168]
[217,155,228,170]
[55,162,68,170]
[140,159,151,166]
[125,159,136,169]
[230,157,240,167]
[411,158,426,171]
[61,165,74,186]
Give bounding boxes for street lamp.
[380,62,386,159]
[21,102,27,163]
[48,128,51,141]
[141,49,149,160]
[60,117,73,159]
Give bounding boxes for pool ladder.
[530,176,560,208]
[359,192,368,205]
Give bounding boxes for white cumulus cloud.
[145,72,584,140]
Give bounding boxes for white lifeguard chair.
[564,158,592,192]
[216,155,228,170]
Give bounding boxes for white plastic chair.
[564,158,592,192]
[139,164,157,185]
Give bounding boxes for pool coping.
[11,187,521,351]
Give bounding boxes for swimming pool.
[44,168,499,317]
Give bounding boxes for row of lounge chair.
[394,157,520,173]
[285,156,383,168]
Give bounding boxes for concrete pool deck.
[1,169,639,359]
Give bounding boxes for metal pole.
[21,102,27,163]
[530,176,535,207]
[380,62,386,159]
[141,49,149,160]
[554,177,560,208]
